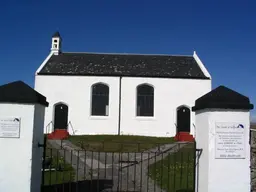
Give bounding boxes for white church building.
[34,32,212,140]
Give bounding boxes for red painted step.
[174,132,194,142]
[48,129,69,140]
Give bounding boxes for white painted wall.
[31,104,45,192]
[194,110,210,192]
[120,77,211,137]
[35,75,120,135]
[195,109,251,192]
[35,75,211,137]
[0,103,45,192]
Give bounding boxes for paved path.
[47,140,188,192]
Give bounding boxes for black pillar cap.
[192,85,253,111]
[0,81,49,107]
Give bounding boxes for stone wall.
[251,130,256,191]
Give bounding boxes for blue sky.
[0,1,255,120]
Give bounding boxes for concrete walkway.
[47,139,188,192]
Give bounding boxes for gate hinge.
[196,148,203,158]
[38,142,45,148]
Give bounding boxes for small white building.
[34,32,212,140]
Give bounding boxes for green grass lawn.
[42,143,75,185]
[68,135,175,152]
[148,143,195,192]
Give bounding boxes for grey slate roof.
[38,52,209,79]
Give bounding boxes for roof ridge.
[61,51,193,57]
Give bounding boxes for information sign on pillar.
[192,85,253,192]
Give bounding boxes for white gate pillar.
[192,85,253,192]
[0,81,48,192]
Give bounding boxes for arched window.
[136,84,154,116]
[91,83,109,116]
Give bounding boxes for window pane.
[137,84,154,116]
[91,83,109,116]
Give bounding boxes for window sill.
[89,116,109,120]
[135,116,155,121]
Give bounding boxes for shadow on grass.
[41,179,113,192]
[148,143,195,192]
[68,135,175,152]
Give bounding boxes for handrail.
[68,121,75,135]
[45,121,53,134]
[193,123,196,139]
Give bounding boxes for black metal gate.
[41,137,201,192]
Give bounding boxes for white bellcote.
[51,31,62,55]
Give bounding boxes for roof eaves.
[36,52,54,75]
[193,51,211,79]
[37,72,211,80]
